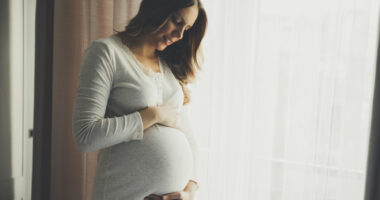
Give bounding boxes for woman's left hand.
[161,189,195,200]
[144,189,195,200]
[161,180,198,200]
[143,180,198,200]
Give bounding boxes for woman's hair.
[116,0,208,105]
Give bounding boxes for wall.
[0,0,36,199]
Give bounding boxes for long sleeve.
[177,104,200,185]
[72,41,144,153]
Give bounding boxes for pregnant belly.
[104,124,193,195]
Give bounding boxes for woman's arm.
[138,107,159,130]
[72,42,146,153]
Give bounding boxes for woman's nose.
[174,27,185,40]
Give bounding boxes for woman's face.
[154,5,199,51]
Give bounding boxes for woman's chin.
[156,44,167,51]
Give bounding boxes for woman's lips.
[163,36,173,45]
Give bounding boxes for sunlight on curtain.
[189,0,380,199]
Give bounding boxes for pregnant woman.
[71,0,207,199]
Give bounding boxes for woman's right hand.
[154,104,180,129]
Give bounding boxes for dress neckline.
[112,34,164,77]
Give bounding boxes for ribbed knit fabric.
[72,34,200,200]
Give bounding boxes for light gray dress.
[72,34,199,200]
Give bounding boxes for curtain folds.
[190,0,380,199]
[51,1,141,200]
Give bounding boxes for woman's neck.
[119,33,157,59]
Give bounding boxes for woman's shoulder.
[82,34,127,65]
[80,35,123,74]
[86,34,119,52]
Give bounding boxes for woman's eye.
[171,16,182,25]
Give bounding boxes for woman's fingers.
[156,104,179,127]
[162,191,183,200]
[144,194,162,200]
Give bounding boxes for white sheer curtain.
[190,0,380,199]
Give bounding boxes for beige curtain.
[51,1,141,199]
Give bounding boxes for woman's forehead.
[175,5,198,27]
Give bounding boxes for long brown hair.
[116,0,208,105]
